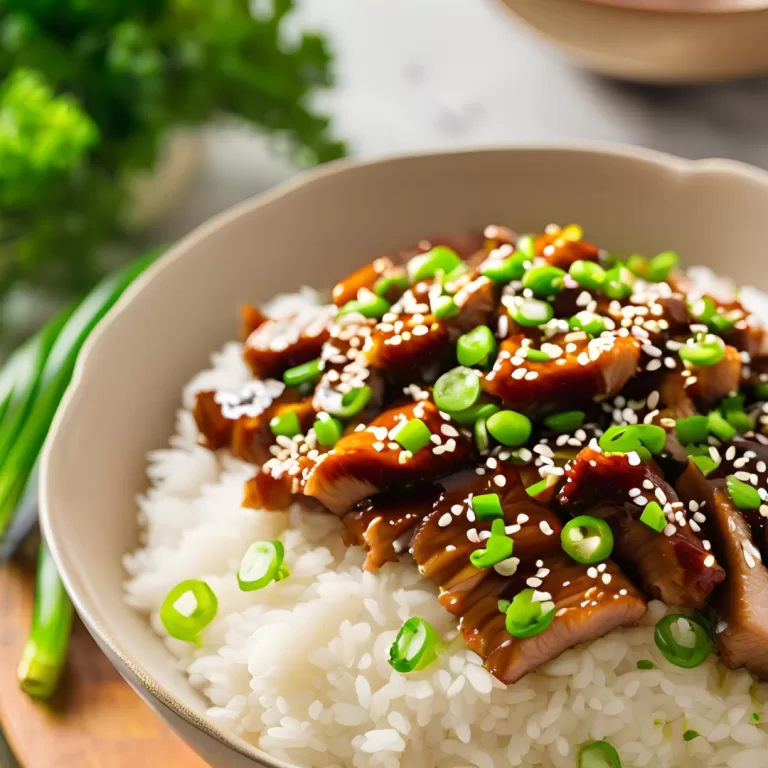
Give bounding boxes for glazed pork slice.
[298,400,472,515]
[244,303,335,379]
[483,332,640,415]
[676,463,768,677]
[557,446,725,608]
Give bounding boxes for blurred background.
[1,0,768,765]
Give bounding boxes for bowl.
[495,0,768,84]
[40,145,768,767]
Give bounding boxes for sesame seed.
[540,521,554,536]
[438,513,452,528]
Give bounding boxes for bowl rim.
[504,0,768,15]
[39,143,768,766]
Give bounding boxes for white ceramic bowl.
[41,145,768,767]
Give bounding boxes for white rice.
[125,273,768,768]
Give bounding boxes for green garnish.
[726,475,762,510]
[561,515,614,564]
[678,334,725,367]
[338,294,390,320]
[603,265,633,300]
[578,740,622,768]
[625,253,649,278]
[326,385,373,420]
[639,501,667,533]
[599,424,666,456]
[394,418,432,455]
[522,264,566,297]
[269,410,302,438]
[486,410,532,448]
[470,522,514,569]
[647,250,679,282]
[692,455,719,477]
[431,295,460,320]
[508,296,554,327]
[707,409,737,442]
[755,381,768,400]
[569,311,606,337]
[515,235,536,259]
[569,260,606,290]
[237,541,289,592]
[752,713,761,724]
[407,246,462,284]
[481,253,528,283]
[523,347,552,362]
[683,730,700,742]
[472,493,504,521]
[504,589,556,639]
[433,366,481,413]
[544,410,585,434]
[446,403,499,426]
[374,275,409,298]
[526,476,557,498]
[457,325,497,368]
[283,358,324,388]
[160,579,218,642]
[675,415,709,445]
[636,660,654,670]
[474,417,491,454]
[389,617,442,673]
[313,413,343,447]
[654,614,712,668]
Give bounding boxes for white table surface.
[154,0,768,244]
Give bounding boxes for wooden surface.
[0,550,208,768]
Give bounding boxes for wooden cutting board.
[0,547,208,768]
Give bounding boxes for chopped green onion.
[707,409,737,442]
[160,579,218,642]
[283,358,324,387]
[647,250,679,282]
[389,617,442,673]
[433,366,481,413]
[444,262,470,285]
[752,713,761,724]
[481,253,528,283]
[522,264,566,297]
[407,246,462,284]
[269,410,302,438]
[561,515,614,564]
[498,599,511,613]
[569,311,606,336]
[603,266,633,300]
[472,492,503,521]
[727,475,761,510]
[313,413,344,447]
[17,541,74,699]
[394,418,432,454]
[515,235,536,259]
[504,589,556,639]
[683,730,700,742]
[470,529,514,569]
[726,409,753,434]
[374,275,409,298]
[625,253,649,278]
[578,740,622,768]
[457,325,497,368]
[636,660,654,670]
[447,402,500,426]
[522,347,552,362]
[675,415,709,445]
[486,410,532,447]
[755,381,768,400]
[526,475,558,497]
[640,501,667,533]
[544,410,585,434]
[238,541,288,591]
[569,260,606,290]
[508,297,554,327]
[599,424,666,456]
[474,417,490,453]
[654,614,712,668]
[679,334,725,367]
[689,296,740,335]
[692,455,719,477]
[431,295,460,319]
[338,295,390,320]
[326,385,373,419]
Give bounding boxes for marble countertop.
[154,0,768,244]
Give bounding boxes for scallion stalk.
[17,541,74,699]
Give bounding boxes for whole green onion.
[17,541,74,700]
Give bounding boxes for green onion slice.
[407,246,462,284]
[639,501,667,533]
[654,614,712,668]
[325,385,373,419]
[675,415,709,445]
[474,417,490,453]
[678,334,725,367]
[160,579,218,642]
[470,527,514,569]
[504,589,556,639]
[625,253,649,278]
[561,515,614,564]
[457,325,497,368]
[647,250,679,282]
[508,297,554,327]
[569,311,606,337]
[599,424,666,456]
[446,402,499,426]
[707,409,736,442]
[691,455,719,477]
[269,410,302,438]
[481,252,528,283]
[374,275,409,298]
[283,358,324,388]
[726,475,762,510]
[389,617,443,673]
[431,295,460,319]
[394,418,432,454]
[544,410,585,434]
[603,266,633,300]
[636,660,654,670]
[522,264,566,297]
[578,740,622,768]
[238,541,289,592]
[313,412,344,447]
[569,260,606,291]
[486,410,532,448]
[433,366,481,413]
[472,492,504,521]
